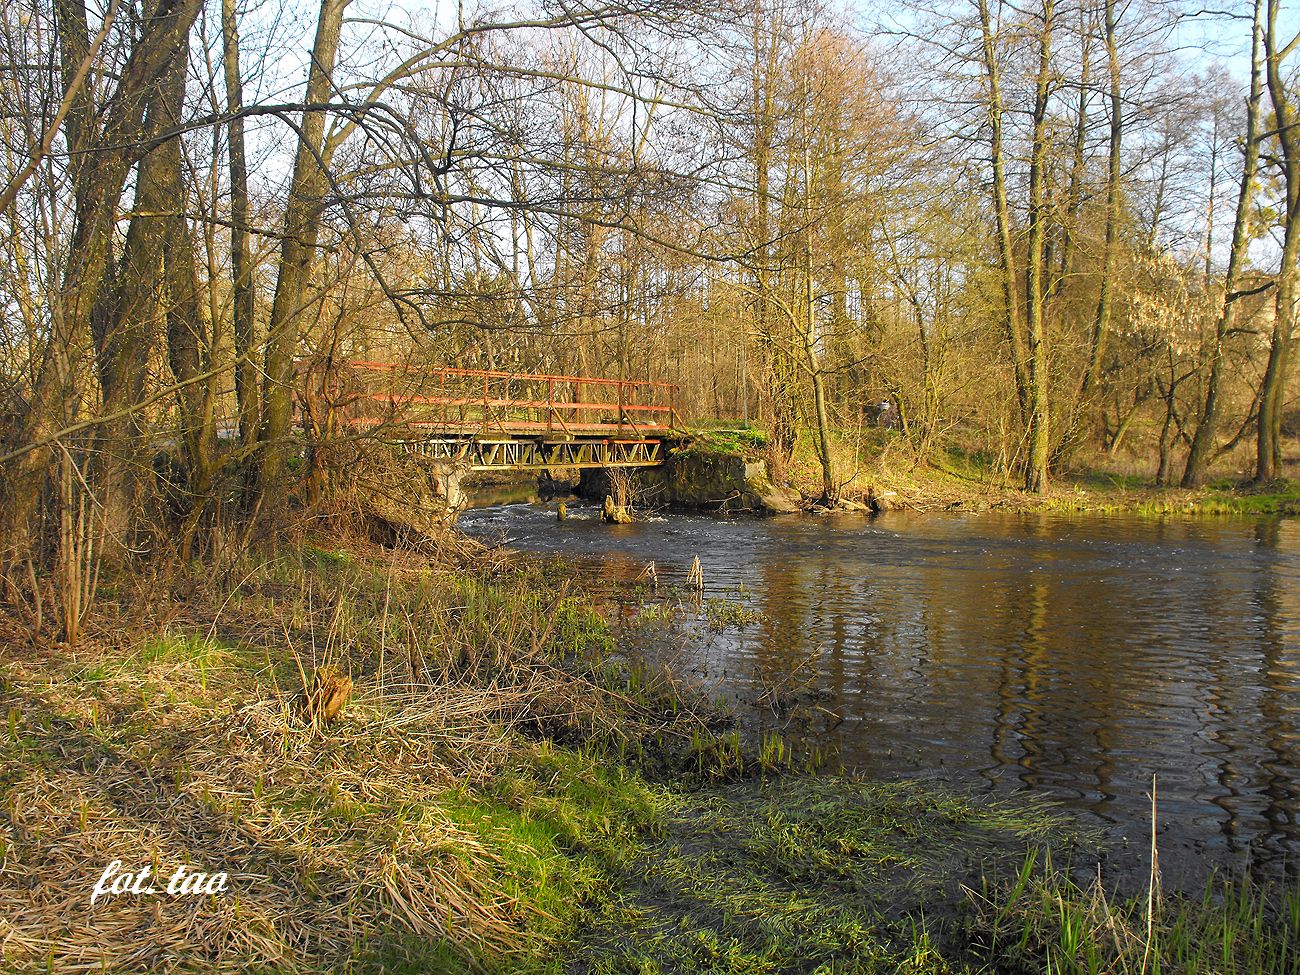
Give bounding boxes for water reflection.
[459,500,1300,886]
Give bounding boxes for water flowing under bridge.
[301,360,684,471]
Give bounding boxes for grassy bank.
[849,454,1300,516]
[1,534,1296,973]
[689,423,1300,516]
[672,427,771,463]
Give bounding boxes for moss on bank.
[675,427,770,462]
[0,538,1296,974]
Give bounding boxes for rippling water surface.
[460,498,1300,887]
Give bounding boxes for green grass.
[1039,479,1300,516]
[139,632,234,668]
[67,661,113,683]
[438,743,668,947]
[680,428,770,460]
[560,778,1079,974]
[970,856,1300,975]
[703,598,765,631]
[339,934,472,975]
[1198,479,1300,515]
[555,778,1298,975]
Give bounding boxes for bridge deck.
[297,360,681,469]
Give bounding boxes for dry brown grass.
[0,643,518,971]
[0,534,706,974]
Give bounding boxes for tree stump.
[866,486,896,513]
[602,495,632,524]
[300,665,353,726]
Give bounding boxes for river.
[460,495,1300,890]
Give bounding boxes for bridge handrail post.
[438,368,446,430]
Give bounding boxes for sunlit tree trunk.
[805,238,835,502]
[1257,0,1298,482]
[1184,0,1263,487]
[749,0,799,469]
[977,0,1029,419]
[1083,0,1122,410]
[259,0,350,496]
[1024,0,1055,494]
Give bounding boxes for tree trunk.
[1055,2,1090,299]
[52,0,94,187]
[977,0,1029,419]
[259,0,350,496]
[94,112,175,553]
[750,0,798,470]
[1184,0,1263,487]
[1024,0,1055,494]
[1257,268,1295,481]
[1156,353,1177,485]
[103,22,217,551]
[1,0,202,559]
[1258,0,1298,482]
[222,0,258,453]
[806,241,835,502]
[1082,0,1122,410]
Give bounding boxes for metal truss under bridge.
[403,435,666,470]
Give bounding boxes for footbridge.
[303,360,683,471]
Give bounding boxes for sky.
[850,0,1300,82]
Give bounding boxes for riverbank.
[841,459,1300,516]
[755,424,1300,516]
[463,428,1300,521]
[1,532,1295,973]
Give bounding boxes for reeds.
[965,813,1299,975]
[685,555,703,592]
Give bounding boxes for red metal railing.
[299,359,682,438]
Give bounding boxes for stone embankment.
[574,440,801,515]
